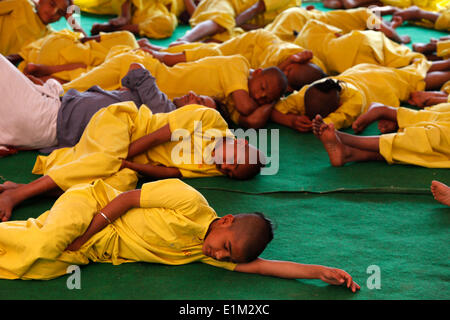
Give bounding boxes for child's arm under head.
[121,160,182,179]
[66,189,142,251]
[231,89,260,116]
[234,258,360,292]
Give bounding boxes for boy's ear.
[220,214,235,226]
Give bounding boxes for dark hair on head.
[304,78,342,120]
[261,67,289,97]
[233,212,274,263]
[311,78,342,93]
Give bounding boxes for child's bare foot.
[400,35,411,44]
[138,38,164,51]
[431,180,450,206]
[313,115,345,167]
[0,181,22,193]
[0,189,15,222]
[352,103,386,134]
[413,41,437,54]
[378,119,398,133]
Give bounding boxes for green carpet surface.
[0,1,449,301]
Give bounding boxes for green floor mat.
[1,190,448,300]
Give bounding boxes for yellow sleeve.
[397,105,450,128]
[140,178,209,213]
[435,7,450,31]
[323,83,365,130]
[200,256,237,271]
[0,0,19,15]
[167,104,231,136]
[437,39,450,59]
[274,86,308,115]
[189,0,236,31]
[263,0,301,12]
[183,43,222,62]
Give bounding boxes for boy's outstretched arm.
[66,189,142,251]
[235,258,360,292]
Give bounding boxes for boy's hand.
[289,51,313,64]
[319,267,360,292]
[292,115,312,132]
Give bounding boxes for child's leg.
[413,38,438,54]
[312,115,384,167]
[0,175,60,222]
[175,20,226,44]
[425,71,450,90]
[393,6,440,23]
[431,180,450,206]
[352,103,398,134]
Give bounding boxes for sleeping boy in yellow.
[0,101,265,222]
[0,178,358,295]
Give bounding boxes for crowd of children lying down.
[0,0,449,293]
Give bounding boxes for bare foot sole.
[430,180,450,206]
[313,116,345,167]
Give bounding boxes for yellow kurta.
[381,0,449,12]
[379,104,450,168]
[264,7,379,42]
[17,30,139,81]
[32,102,234,191]
[189,0,301,42]
[275,63,431,130]
[437,39,450,58]
[74,0,179,38]
[294,20,427,75]
[435,6,450,31]
[164,28,328,73]
[0,178,236,280]
[62,52,251,123]
[0,0,52,56]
